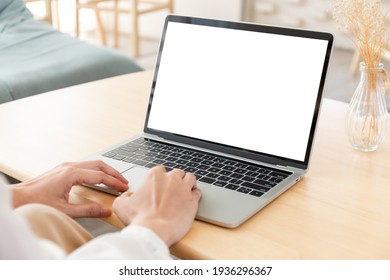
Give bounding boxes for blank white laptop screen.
[147,21,329,162]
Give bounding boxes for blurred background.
[25,0,390,106]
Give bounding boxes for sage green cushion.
[0,0,142,103]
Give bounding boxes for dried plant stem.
[333,0,389,151]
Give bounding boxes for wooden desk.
[1,70,390,259]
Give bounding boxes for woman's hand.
[113,166,201,247]
[11,160,129,218]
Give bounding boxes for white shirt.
[0,180,171,260]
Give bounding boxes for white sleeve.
[1,178,171,260]
[68,225,172,260]
[0,180,66,260]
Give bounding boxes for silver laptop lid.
[144,15,333,170]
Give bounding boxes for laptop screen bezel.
[143,15,333,170]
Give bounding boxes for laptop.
[86,15,333,228]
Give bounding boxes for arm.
[0,180,66,259]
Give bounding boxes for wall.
[124,0,244,39]
[242,0,353,49]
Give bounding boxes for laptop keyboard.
[102,138,292,197]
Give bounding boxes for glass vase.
[346,62,389,152]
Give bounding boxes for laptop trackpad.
[122,166,150,192]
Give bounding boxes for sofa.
[0,0,142,104]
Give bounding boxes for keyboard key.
[212,157,225,164]
[242,176,256,182]
[142,156,155,162]
[207,173,220,179]
[125,142,142,148]
[133,160,148,166]
[153,159,165,165]
[222,165,235,171]
[230,173,244,179]
[269,171,290,179]
[187,162,199,168]
[195,169,208,176]
[132,154,146,160]
[134,149,149,156]
[235,163,249,169]
[133,138,146,144]
[234,168,247,174]
[199,177,216,184]
[212,163,224,168]
[220,170,232,176]
[269,177,283,183]
[208,167,221,173]
[229,178,243,185]
[253,179,277,188]
[163,146,175,151]
[213,181,227,187]
[192,152,204,158]
[176,159,188,165]
[217,175,230,182]
[225,184,239,190]
[113,155,126,160]
[173,164,187,170]
[170,153,182,157]
[164,162,175,168]
[139,143,154,149]
[165,157,177,162]
[190,157,203,163]
[201,160,213,165]
[246,165,260,172]
[156,154,167,160]
[242,182,271,193]
[122,157,135,163]
[103,152,116,158]
[202,155,216,161]
[197,165,209,170]
[180,155,192,160]
[114,150,135,157]
[119,146,138,152]
[258,174,271,180]
[249,190,264,197]
[259,169,271,175]
[185,167,197,173]
[246,171,260,177]
[145,162,157,168]
[237,187,252,194]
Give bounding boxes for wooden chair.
[75,0,174,57]
[24,0,59,29]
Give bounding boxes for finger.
[183,172,197,189]
[192,187,202,200]
[63,203,112,218]
[72,160,129,184]
[169,168,186,178]
[71,169,129,192]
[121,191,134,197]
[151,165,167,173]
